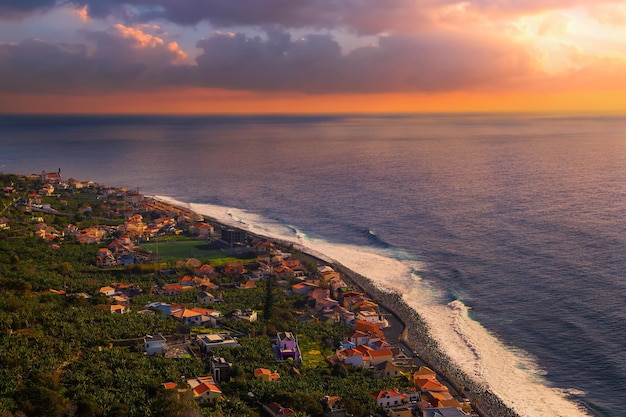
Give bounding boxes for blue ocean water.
[1,114,625,417]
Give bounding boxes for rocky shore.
[331,263,521,417]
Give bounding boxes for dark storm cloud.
[0,0,60,19]
[0,27,537,94]
[0,0,420,34]
[192,30,537,93]
[0,27,188,93]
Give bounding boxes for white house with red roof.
[186,376,222,402]
[372,388,409,408]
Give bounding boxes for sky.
[1,1,626,114]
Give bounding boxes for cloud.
[65,0,424,34]
[0,24,189,93]
[537,13,571,36]
[0,0,59,20]
[586,4,626,26]
[193,29,541,93]
[0,26,540,95]
[72,4,89,22]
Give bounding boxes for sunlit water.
[2,114,626,417]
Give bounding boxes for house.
[96,304,128,314]
[117,251,138,266]
[162,283,185,295]
[170,308,203,326]
[375,361,404,378]
[109,294,130,306]
[319,267,341,283]
[292,281,319,295]
[186,376,222,402]
[372,388,409,408]
[125,191,143,205]
[96,254,117,267]
[190,222,214,237]
[197,291,221,304]
[196,333,238,353]
[40,183,55,196]
[322,396,347,417]
[276,332,301,362]
[366,347,394,367]
[344,330,371,347]
[145,302,173,315]
[354,319,385,338]
[190,307,222,327]
[273,265,295,279]
[414,366,450,394]
[224,263,245,275]
[356,309,389,329]
[425,392,464,409]
[414,366,437,382]
[144,334,167,355]
[195,264,216,277]
[99,286,116,297]
[178,275,195,287]
[335,347,367,367]
[253,239,275,254]
[254,368,280,382]
[113,283,142,297]
[210,357,233,383]
[262,402,295,416]
[239,279,256,289]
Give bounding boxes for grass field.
[141,239,225,260]
[298,335,329,368]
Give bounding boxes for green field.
[141,239,225,260]
[298,334,329,368]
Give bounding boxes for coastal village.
[0,170,509,417]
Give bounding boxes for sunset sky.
[1,1,626,114]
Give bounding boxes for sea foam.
[155,196,592,417]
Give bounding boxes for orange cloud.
[72,5,90,22]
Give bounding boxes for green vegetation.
[140,238,224,260]
[0,174,410,417]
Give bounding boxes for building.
[276,331,301,362]
[186,376,222,402]
[221,228,246,245]
[210,356,233,383]
[196,333,238,353]
[144,334,167,355]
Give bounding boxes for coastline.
[152,196,521,417]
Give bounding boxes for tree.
[152,389,201,417]
[263,276,274,320]
[74,393,102,417]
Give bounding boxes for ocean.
[1,113,625,417]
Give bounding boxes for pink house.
[276,332,301,362]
